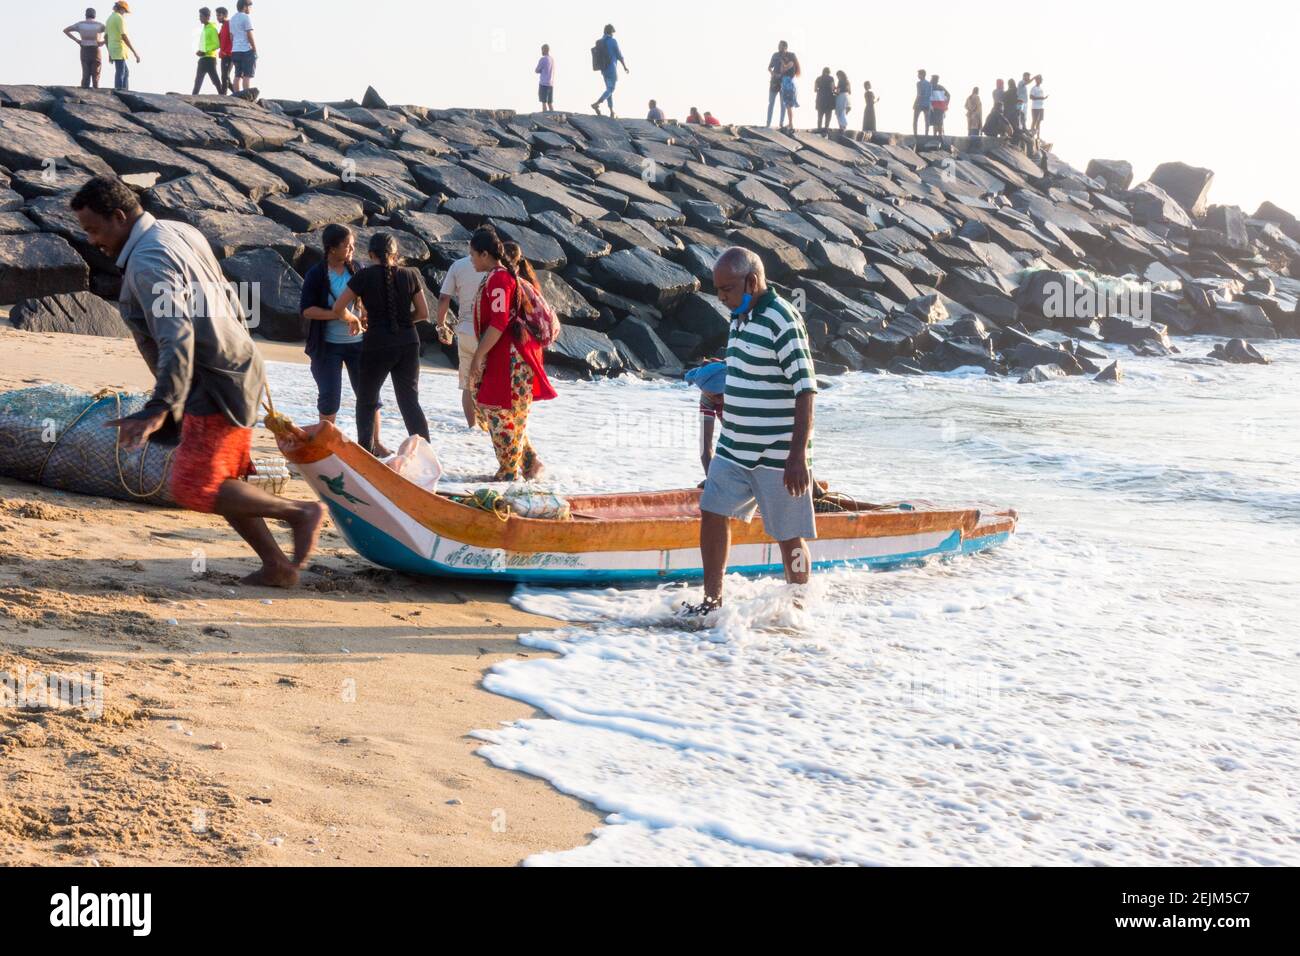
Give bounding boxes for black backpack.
[591,38,610,71]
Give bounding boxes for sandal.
[680,595,723,618]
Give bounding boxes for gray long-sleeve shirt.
[116,212,266,428]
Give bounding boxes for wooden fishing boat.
[275,421,1018,585]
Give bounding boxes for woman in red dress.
[466,228,557,481]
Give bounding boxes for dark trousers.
[220,57,233,94]
[112,57,129,90]
[79,46,101,88]
[193,56,221,95]
[355,344,428,454]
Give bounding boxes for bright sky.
[14,0,1300,215]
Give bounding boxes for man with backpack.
[590,24,629,118]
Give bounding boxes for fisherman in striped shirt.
[685,247,818,616]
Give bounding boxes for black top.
[815,74,835,111]
[348,265,423,350]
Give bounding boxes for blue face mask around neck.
[731,291,754,318]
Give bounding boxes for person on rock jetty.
[535,43,555,111]
[684,247,818,617]
[913,68,932,137]
[590,23,628,118]
[862,80,878,134]
[467,230,557,482]
[69,176,324,588]
[330,233,431,456]
[765,41,789,128]
[929,75,950,141]
[685,360,726,479]
[834,70,852,132]
[229,0,257,97]
[1017,72,1032,129]
[814,68,834,133]
[777,46,800,130]
[437,248,487,428]
[193,7,222,95]
[687,107,704,124]
[1030,75,1047,134]
[1004,75,1022,131]
[966,87,983,138]
[704,110,721,126]
[646,99,665,122]
[216,7,233,95]
[105,2,140,91]
[64,8,106,90]
[299,224,389,454]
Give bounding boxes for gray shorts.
[700,455,817,542]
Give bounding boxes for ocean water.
[267,337,1300,866]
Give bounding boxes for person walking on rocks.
[437,249,488,429]
[467,230,557,482]
[834,70,852,132]
[69,176,325,588]
[193,7,222,95]
[535,43,555,111]
[64,9,106,89]
[966,87,983,137]
[684,247,818,617]
[1030,75,1047,134]
[330,233,431,456]
[766,40,789,128]
[299,224,390,455]
[862,80,878,134]
[216,7,234,94]
[814,68,834,133]
[590,23,628,118]
[229,0,258,97]
[105,2,140,91]
[913,68,932,136]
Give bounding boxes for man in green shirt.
[686,246,818,616]
[105,1,141,91]
[193,7,221,95]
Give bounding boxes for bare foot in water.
[289,502,325,569]
[523,460,546,481]
[241,563,300,588]
[372,442,393,458]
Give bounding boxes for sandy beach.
[0,321,599,866]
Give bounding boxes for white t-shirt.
[1030,84,1046,112]
[69,20,105,46]
[439,256,485,336]
[229,12,254,53]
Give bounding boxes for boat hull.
[279,423,1018,586]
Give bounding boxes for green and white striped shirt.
[716,288,817,470]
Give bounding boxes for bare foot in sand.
[290,502,325,569]
[242,563,300,588]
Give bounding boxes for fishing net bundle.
[0,385,289,506]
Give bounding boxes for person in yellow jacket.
[193,7,221,94]
[104,1,140,91]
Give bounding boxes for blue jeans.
[309,340,366,417]
[112,58,129,91]
[595,70,617,111]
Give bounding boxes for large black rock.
[129,110,239,149]
[1149,162,1214,219]
[545,324,623,377]
[9,290,129,337]
[340,175,429,216]
[1200,302,1277,340]
[487,218,566,271]
[143,172,261,219]
[592,247,700,309]
[533,268,600,325]
[500,171,609,221]
[261,192,366,233]
[220,248,306,342]
[611,316,684,373]
[0,233,89,303]
[1085,159,1133,193]
[531,210,611,264]
[75,131,206,181]
[1208,338,1268,364]
[179,210,305,262]
[0,110,86,172]
[668,293,731,353]
[180,147,291,202]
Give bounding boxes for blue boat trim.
[324,501,1012,586]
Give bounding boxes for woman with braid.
[466,229,556,481]
[331,232,430,455]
